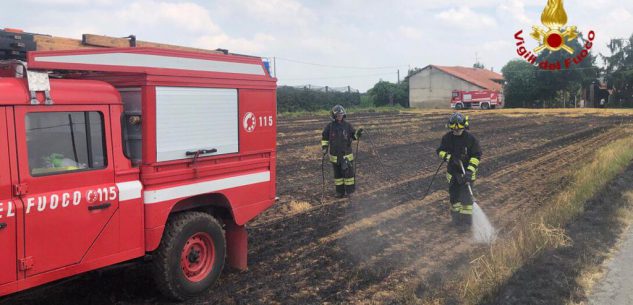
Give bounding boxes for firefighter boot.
[344,178,355,195]
[451,202,463,225]
[335,178,345,198]
[459,205,473,228]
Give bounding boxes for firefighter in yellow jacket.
[436,112,482,226]
[321,105,363,198]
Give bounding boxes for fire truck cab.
[0,46,276,300]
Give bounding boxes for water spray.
[458,160,497,244]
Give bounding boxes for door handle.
[0,223,6,230]
[88,203,111,211]
[185,148,218,156]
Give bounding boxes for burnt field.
[5,109,633,305]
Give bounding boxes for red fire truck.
[451,89,503,110]
[0,30,276,300]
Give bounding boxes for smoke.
[541,0,568,29]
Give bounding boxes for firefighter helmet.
[447,112,469,130]
[331,105,347,120]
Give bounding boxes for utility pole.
[397,69,400,84]
[273,57,276,78]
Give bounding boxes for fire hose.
[458,159,478,206]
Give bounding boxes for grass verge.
[569,190,633,304]
[422,129,633,305]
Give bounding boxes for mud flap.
[225,222,248,271]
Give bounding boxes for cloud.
[111,0,276,53]
[230,0,317,27]
[24,0,114,4]
[406,0,502,10]
[196,33,275,54]
[436,6,497,29]
[398,26,424,40]
[115,0,220,33]
[497,0,532,25]
[575,0,612,11]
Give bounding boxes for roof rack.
[0,28,226,62]
[0,29,36,61]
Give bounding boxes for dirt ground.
[3,109,632,305]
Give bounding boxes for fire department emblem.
[513,0,595,70]
[86,190,98,203]
[530,0,577,54]
[243,112,256,133]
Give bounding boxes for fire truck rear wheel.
[151,211,226,301]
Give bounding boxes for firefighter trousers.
[448,175,473,225]
[332,159,355,195]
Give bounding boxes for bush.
[277,86,361,113]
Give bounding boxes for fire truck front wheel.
[151,212,226,301]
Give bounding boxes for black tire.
[455,103,463,110]
[151,212,226,301]
[481,103,490,110]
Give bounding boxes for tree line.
[277,33,633,112]
[277,86,361,112]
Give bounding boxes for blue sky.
[2,0,632,91]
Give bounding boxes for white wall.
[409,67,482,108]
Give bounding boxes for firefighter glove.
[355,128,364,139]
[439,151,451,162]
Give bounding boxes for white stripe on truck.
[143,171,271,204]
[116,181,143,201]
[34,53,265,75]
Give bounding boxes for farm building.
[409,65,504,108]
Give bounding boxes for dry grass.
[421,129,633,305]
[282,200,312,214]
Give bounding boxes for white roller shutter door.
[156,87,238,162]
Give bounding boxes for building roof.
[423,65,504,91]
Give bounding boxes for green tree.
[276,86,360,112]
[367,81,407,107]
[603,34,633,107]
[534,34,598,107]
[502,34,599,108]
[501,60,538,108]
